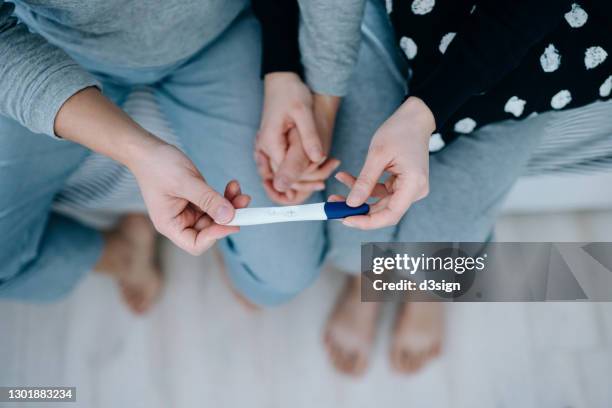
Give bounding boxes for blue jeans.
[0,10,324,304]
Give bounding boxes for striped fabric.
[526,101,612,175]
[52,89,612,228]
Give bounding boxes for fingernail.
[215,205,233,224]
[342,219,354,227]
[274,176,290,192]
[315,184,325,191]
[310,147,324,161]
[346,193,362,207]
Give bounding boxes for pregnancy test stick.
[227,201,369,226]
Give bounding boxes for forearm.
[54,87,164,168]
[252,0,302,77]
[298,0,365,96]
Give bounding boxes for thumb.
[347,146,387,207]
[183,177,235,224]
[274,128,310,192]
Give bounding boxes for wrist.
[313,94,340,123]
[313,94,340,153]
[398,96,436,135]
[264,71,302,88]
[119,130,168,172]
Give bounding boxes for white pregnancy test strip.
[227,201,369,226]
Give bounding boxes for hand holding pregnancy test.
[227,201,369,226]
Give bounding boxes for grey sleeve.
[0,2,99,137]
[297,0,365,96]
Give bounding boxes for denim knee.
[220,235,324,306]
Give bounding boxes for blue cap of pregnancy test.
[323,201,370,219]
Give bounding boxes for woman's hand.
[256,72,325,189]
[257,127,340,205]
[256,73,341,204]
[332,97,435,230]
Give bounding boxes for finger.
[223,180,252,209]
[335,172,389,199]
[173,223,239,256]
[327,194,345,202]
[341,194,398,230]
[256,123,288,168]
[194,214,213,230]
[342,207,402,230]
[335,171,356,188]
[290,181,325,192]
[342,172,425,230]
[255,150,274,180]
[223,180,242,201]
[300,158,341,181]
[195,224,239,252]
[293,105,324,162]
[368,194,392,214]
[285,188,296,201]
[181,176,235,225]
[232,194,251,209]
[346,146,387,207]
[178,204,201,228]
[274,128,311,192]
[262,179,295,205]
[384,173,427,221]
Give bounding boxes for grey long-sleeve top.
[0,0,249,136]
[297,0,365,96]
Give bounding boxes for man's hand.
[128,141,250,255]
[54,87,249,255]
[332,97,435,230]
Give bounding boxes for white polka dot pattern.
[428,133,445,152]
[399,36,418,59]
[393,0,610,142]
[540,44,561,73]
[454,118,477,134]
[551,90,572,109]
[439,32,456,54]
[411,0,435,15]
[504,96,526,117]
[584,46,608,69]
[564,3,588,28]
[600,76,612,98]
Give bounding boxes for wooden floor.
[1,211,611,408]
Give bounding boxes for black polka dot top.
[389,0,612,146]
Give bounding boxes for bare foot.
[214,248,260,311]
[324,275,381,376]
[95,214,163,314]
[390,302,444,373]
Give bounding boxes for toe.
[344,351,357,374]
[353,353,368,376]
